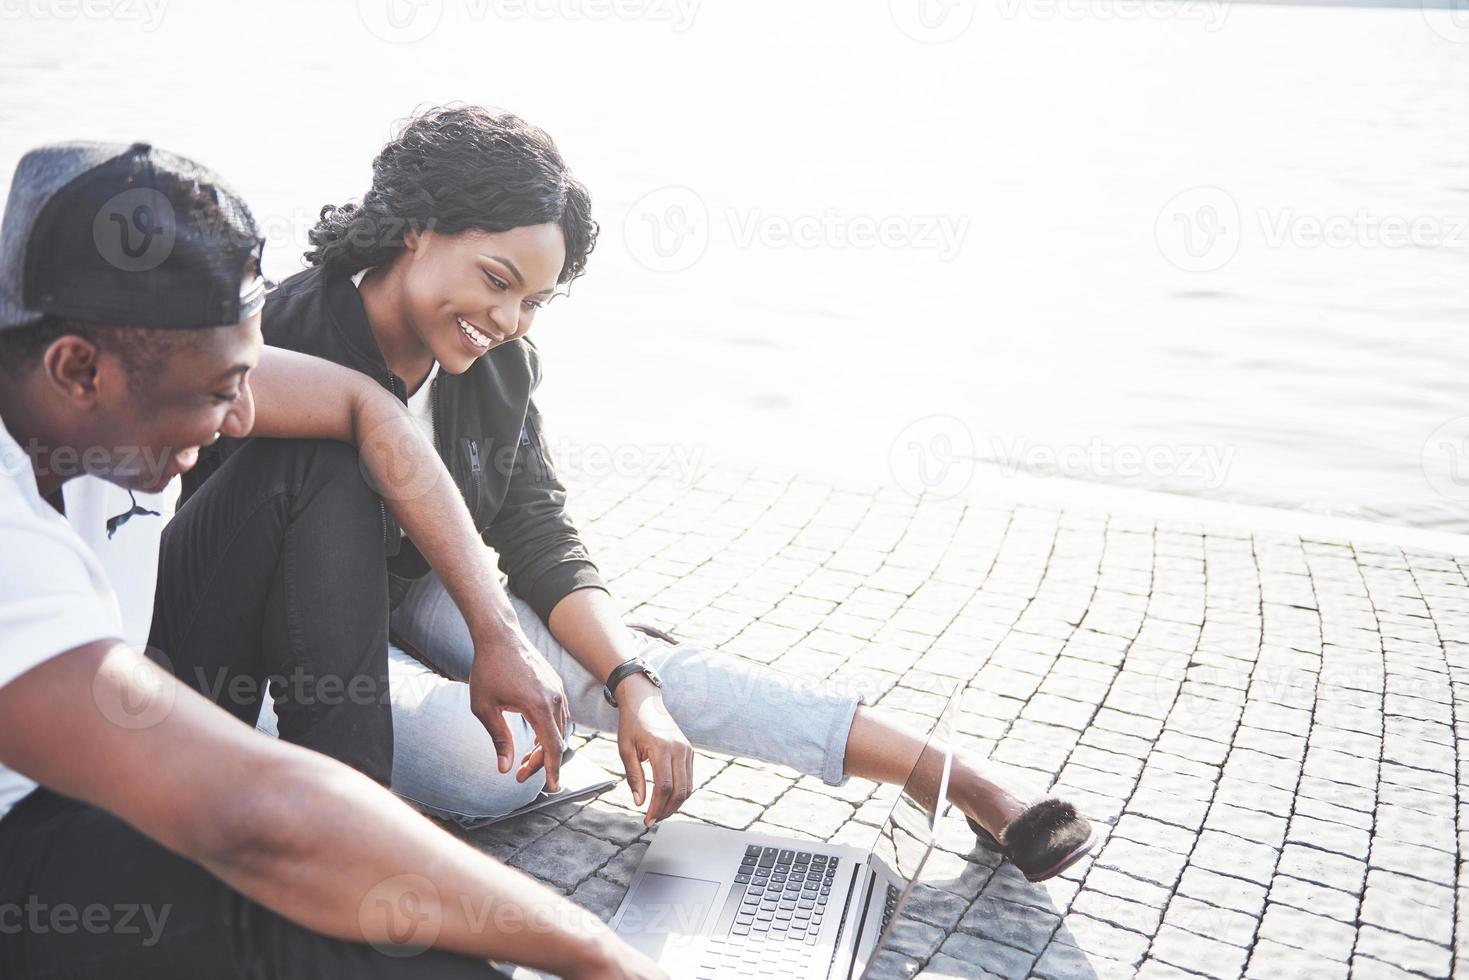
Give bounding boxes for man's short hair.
[0,315,207,389]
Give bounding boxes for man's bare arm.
[0,642,661,978]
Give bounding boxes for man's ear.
[42,335,108,406]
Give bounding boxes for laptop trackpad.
[615,872,721,959]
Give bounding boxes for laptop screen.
[857,681,962,975]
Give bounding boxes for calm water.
[3,1,1467,530]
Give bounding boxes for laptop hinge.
[826,863,875,980]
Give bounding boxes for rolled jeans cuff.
[821,692,866,787]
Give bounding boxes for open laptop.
[608,682,963,979]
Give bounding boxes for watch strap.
[604,658,650,708]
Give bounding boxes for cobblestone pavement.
[469,462,1466,980]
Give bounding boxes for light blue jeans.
[259,572,865,828]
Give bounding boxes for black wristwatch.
[603,657,663,708]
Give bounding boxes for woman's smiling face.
[398,222,566,373]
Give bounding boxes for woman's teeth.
[457,316,493,349]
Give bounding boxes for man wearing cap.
[0,142,665,978]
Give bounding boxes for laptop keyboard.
[696,845,839,978]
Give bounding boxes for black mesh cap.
[0,141,265,331]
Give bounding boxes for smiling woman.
[297,107,593,391]
[173,105,1096,886]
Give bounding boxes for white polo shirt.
[0,413,128,818]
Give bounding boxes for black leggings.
[0,439,506,979]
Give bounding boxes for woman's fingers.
[472,699,516,774]
[647,749,676,825]
[517,744,546,783]
[620,741,647,810]
[524,701,565,793]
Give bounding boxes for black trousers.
[0,439,507,979]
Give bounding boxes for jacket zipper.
[466,439,482,505]
[379,371,409,548]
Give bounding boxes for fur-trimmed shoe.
[966,799,1095,882]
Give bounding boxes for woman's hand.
[468,630,570,791]
[616,680,695,828]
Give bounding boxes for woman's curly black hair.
[304,105,597,286]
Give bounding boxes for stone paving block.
[678,790,765,829]
[1054,765,1137,802]
[1294,793,1376,831]
[1111,814,1198,854]
[1161,892,1259,947]
[1188,830,1280,886]
[1075,725,1163,764]
[1095,837,1189,889]
[1202,801,1288,848]
[1083,866,1172,909]
[1092,707,1166,741]
[883,916,948,960]
[1121,787,1210,835]
[508,827,619,892]
[1032,939,1136,979]
[1267,873,1360,923]
[1354,924,1453,978]
[902,881,972,930]
[1137,959,1213,980]
[862,948,922,979]
[951,893,1057,952]
[1147,923,1250,978]
[1139,750,1218,783]
[568,874,628,922]
[1240,700,1313,737]
[1244,938,1349,980]
[1372,805,1456,855]
[1069,887,1164,936]
[1375,780,1451,818]
[1349,952,1432,980]
[1358,868,1455,945]
[1257,901,1358,961]
[1051,913,1150,968]
[1224,746,1308,792]
[563,805,648,846]
[1175,866,1269,917]
[917,952,1006,979]
[1367,838,1455,887]
[1211,775,1297,817]
[1135,766,1217,804]
[1304,747,1380,789]
[1296,775,1373,814]
[1287,813,1372,861]
[936,931,1035,979]
[1310,725,1383,759]
[1153,730,1233,766]
[1062,739,1143,776]
[1277,843,1367,894]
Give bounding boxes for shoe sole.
[1020,827,1097,883]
